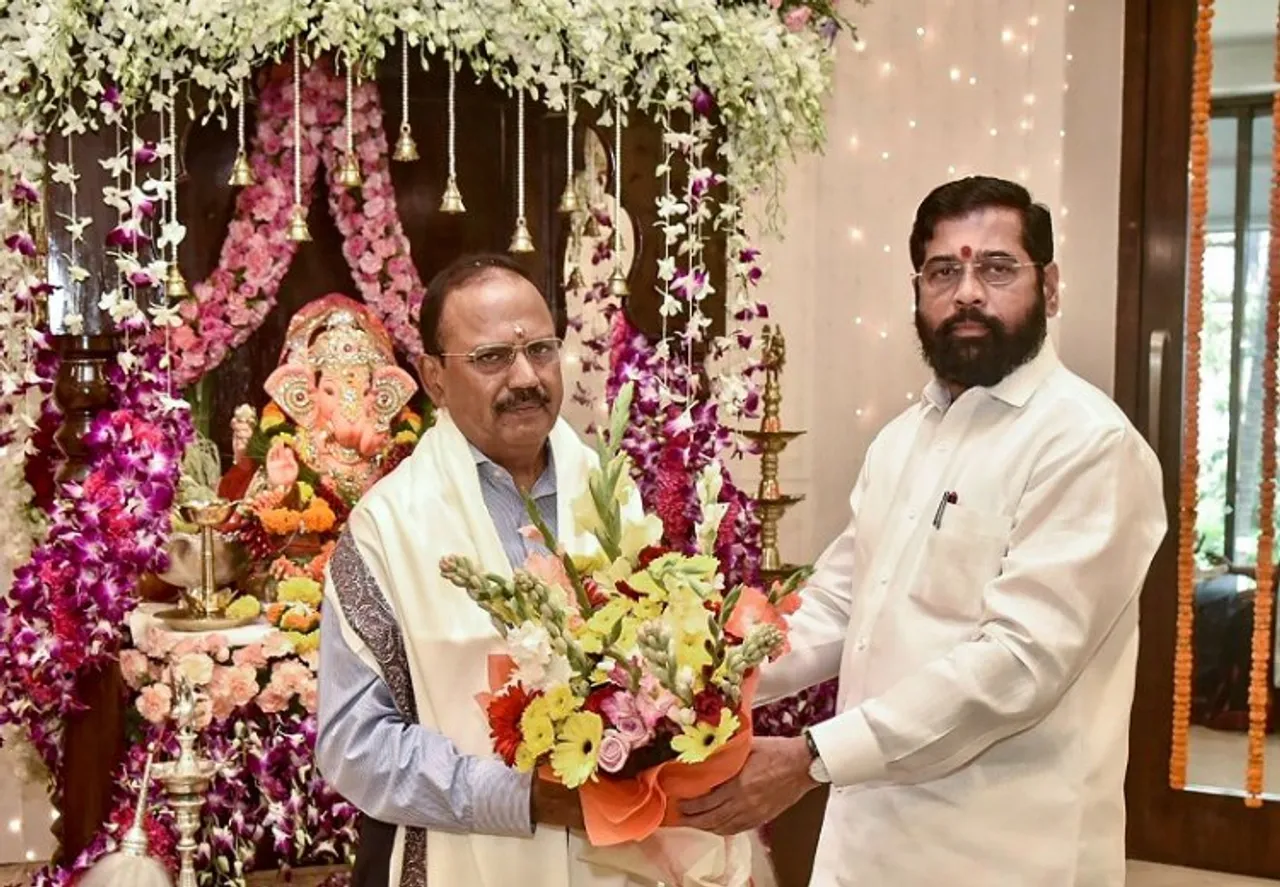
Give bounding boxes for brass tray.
[154,608,260,633]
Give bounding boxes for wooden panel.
[1120,0,1280,876]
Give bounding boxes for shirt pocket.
[909,503,1013,624]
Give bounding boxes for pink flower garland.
[170,57,424,387]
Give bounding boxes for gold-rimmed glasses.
[911,257,1039,296]
[433,336,563,375]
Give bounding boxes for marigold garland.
[1170,0,1214,792]
[1243,1,1280,807]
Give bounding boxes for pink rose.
[256,686,290,714]
[783,6,811,31]
[233,644,268,669]
[613,714,651,747]
[208,668,237,721]
[175,651,214,686]
[271,660,312,694]
[199,634,229,658]
[142,625,177,656]
[119,649,151,689]
[136,684,172,724]
[299,677,318,714]
[228,665,260,707]
[171,638,199,658]
[597,731,630,774]
[170,326,198,352]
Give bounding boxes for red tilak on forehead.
[959,245,973,259]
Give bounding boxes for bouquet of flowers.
[440,384,807,862]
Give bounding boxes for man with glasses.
[681,177,1168,886]
[318,254,634,887]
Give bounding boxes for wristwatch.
[802,727,831,784]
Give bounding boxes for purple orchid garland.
[0,338,192,789]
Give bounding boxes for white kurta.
[760,342,1167,887]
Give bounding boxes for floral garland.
[1,1,847,214]
[0,119,52,572]
[171,58,424,387]
[0,338,192,781]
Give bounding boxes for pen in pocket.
[932,491,958,529]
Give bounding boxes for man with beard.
[317,254,642,887]
[680,177,1168,886]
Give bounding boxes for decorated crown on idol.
[441,381,810,843]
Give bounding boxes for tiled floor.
[1127,861,1279,885]
[2,860,1277,885]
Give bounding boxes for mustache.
[495,386,550,413]
[938,306,1004,338]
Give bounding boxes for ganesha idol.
[218,295,426,636]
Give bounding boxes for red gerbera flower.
[487,683,537,766]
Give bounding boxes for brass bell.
[165,262,190,299]
[439,177,466,214]
[286,203,312,242]
[393,124,420,162]
[566,265,585,291]
[228,152,255,187]
[583,212,602,238]
[557,181,580,215]
[608,263,629,297]
[336,152,363,189]
[509,217,535,254]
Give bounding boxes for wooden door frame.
[1118,0,1280,875]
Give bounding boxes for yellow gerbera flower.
[672,710,741,764]
[520,709,556,757]
[542,685,581,721]
[550,711,603,788]
[514,743,540,773]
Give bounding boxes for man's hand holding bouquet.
[440,384,808,886]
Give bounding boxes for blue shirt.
[315,446,557,834]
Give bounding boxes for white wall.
[740,0,1128,565]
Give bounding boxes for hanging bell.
[566,264,585,291]
[439,177,466,214]
[608,263,629,297]
[286,203,312,242]
[165,262,190,300]
[336,152,363,189]
[228,152,255,188]
[393,124,420,162]
[557,181,580,215]
[509,217,535,254]
[583,211,603,239]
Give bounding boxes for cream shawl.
[325,411,638,887]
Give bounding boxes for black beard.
[914,295,1047,390]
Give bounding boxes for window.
[1197,94,1276,567]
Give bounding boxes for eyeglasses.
[911,257,1039,296]
[433,336,563,375]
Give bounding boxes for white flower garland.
[0,0,853,561]
[1,0,838,212]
